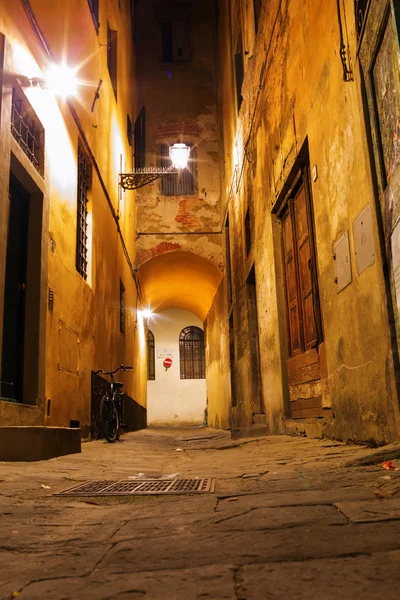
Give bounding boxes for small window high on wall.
[179,326,205,379]
[147,330,155,381]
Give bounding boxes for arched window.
[147,330,155,380]
[179,326,205,379]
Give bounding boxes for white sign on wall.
[157,349,174,358]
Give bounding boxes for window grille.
[160,143,195,195]
[179,326,205,379]
[120,280,125,334]
[76,146,89,280]
[88,0,99,33]
[147,330,155,380]
[11,88,44,175]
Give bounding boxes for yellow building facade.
[205,0,400,442]
[0,0,147,438]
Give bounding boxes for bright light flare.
[169,143,190,170]
[142,308,153,320]
[45,63,78,97]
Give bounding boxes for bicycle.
[94,364,133,443]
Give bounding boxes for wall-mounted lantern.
[119,142,190,190]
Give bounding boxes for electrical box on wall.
[334,231,352,292]
[353,204,375,275]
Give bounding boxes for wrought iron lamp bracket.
[119,167,179,190]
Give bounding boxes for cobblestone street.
[1,428,400,599]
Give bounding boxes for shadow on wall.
[90,371,146,439]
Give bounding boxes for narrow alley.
[1,428,400,599]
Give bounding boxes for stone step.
[0,426,81,461]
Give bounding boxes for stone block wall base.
[232,424,269,439]
[0,427,81,461]
[284,418,331,439]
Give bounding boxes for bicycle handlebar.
[94,364,133,376]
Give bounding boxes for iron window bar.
[119,166,180,191]
[11,89,42,173]
[76,147,89,280]
[179,326,205,380]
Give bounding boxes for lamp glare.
[45,63,78,97]
[169,143,190,170]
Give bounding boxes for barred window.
[179,326,205,379]
[87,0,99,34]
[147,330,155,380]
[11,88,44,176]
[76,146,90,280]
[160,143,195,195]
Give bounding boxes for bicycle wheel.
[100,394,119,443]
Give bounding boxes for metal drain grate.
[55,478,215,496]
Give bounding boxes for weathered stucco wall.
[204,277,231,430]
[210,0,400,442]
[135,0,223,271]
[147,309,206,426]
[0,0,147,434]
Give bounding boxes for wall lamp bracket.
[119,167,179,190]
[120,142,191,190]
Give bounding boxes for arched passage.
[138,251,222,426]
[138,251,222,321]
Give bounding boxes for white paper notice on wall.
[157,349,174,358]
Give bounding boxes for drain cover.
[55,478,215,496]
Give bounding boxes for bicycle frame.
[94,364,133,442]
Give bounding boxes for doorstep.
[0,426,81,461]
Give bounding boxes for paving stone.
[242,550,400,599]
[14,564,236,600]
[2,428,400,598]
[335,498,400,522]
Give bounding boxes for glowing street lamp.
[169,142,190,170]
[44,63,78,97]
[119,142,191,190]
[142,308,153,320]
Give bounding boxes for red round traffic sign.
[163,357,173,369]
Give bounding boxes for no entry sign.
[163,357,173,370]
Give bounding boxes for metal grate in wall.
[55,478,215,496]
[179,326,205,379]
[76,146,89,280]
[11,88,44,175]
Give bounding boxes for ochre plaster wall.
[0,0,147,433]
[210,0,400,442]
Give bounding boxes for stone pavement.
[1,427,400,599]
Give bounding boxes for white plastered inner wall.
[147,309,206,426]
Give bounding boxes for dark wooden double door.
[280,170,327,419]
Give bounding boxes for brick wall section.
[175,198,204,229]
[136,242,182,266]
